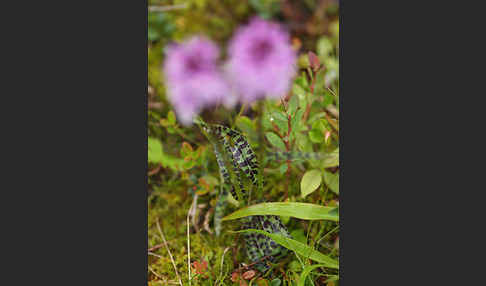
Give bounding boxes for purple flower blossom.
[226,17,297,103]
[164,36,231,125]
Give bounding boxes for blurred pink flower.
[226,17,296,103]
[164,36,231,125]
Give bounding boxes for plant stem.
[257,100,265,197]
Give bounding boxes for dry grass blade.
[203,207,213,234]
[156,218,183,286]
[187,194,198,286]
[149,3,187,12]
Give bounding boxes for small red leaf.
[242,270,256,280]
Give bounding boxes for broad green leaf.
[236,229,339,269]
[279,163,288,175]
[312,119,328,133]
[301,170,322,198]
[270,278,281,286]
[309,129,324,143]
[293,83,306,99]
[222,202,338,221]
[266,132,286,150]
[322,148,339,168]
[148,137,163,163]
[235,116,255,136]
[297,133,313,153]
[324,171,339,194]
[317,37,333,59]
[298,264,326,286]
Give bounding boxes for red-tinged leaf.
[308,51,320,71]
[191,260,208,275]
[231,272,240,282]
[242,270,256,280]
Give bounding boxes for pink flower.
[226,17,297,103]
[163,36,231,125]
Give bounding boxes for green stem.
[257,100,265,199]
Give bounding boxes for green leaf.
[291,108,305,133]
[167,111,176,125]
[235,116,255,136]
[317,37,333,59]
[298,264,327,286]
[288,95,299,116]
[272,112,288,134]
[293,82,306,99]
[301,170,322,198]
[324,171,339,194]
[289,260,302,272]
[309,129,324,143]
[279,163,288,175]
[322,148,339,168]
[222,202,338,221]
[180,142,193,158]
[266,132,286,150]
[312,119,328,133]
[270,278,281,286]
[148,137,163,163]
[290,229,306,244]
[236,229,339,269]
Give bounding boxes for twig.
[148,164,161,176]
[156,218,183,286]
[148,265,164,280]
[149,3,187,12]
[148,251,164,259]
[148,243,164,252]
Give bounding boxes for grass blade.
[222,202,339,221]
[297,264,325,286]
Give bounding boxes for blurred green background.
[148,1,339,285]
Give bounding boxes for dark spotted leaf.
[236,229,339,269]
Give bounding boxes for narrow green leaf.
[301,170,322,198]
[222,202,338,221]
[288,95,299,116]
[291,109,304,134]
[272,112,288,134]
[266,132,286,150]
[298,264,326,286]
[236,229,339,269]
